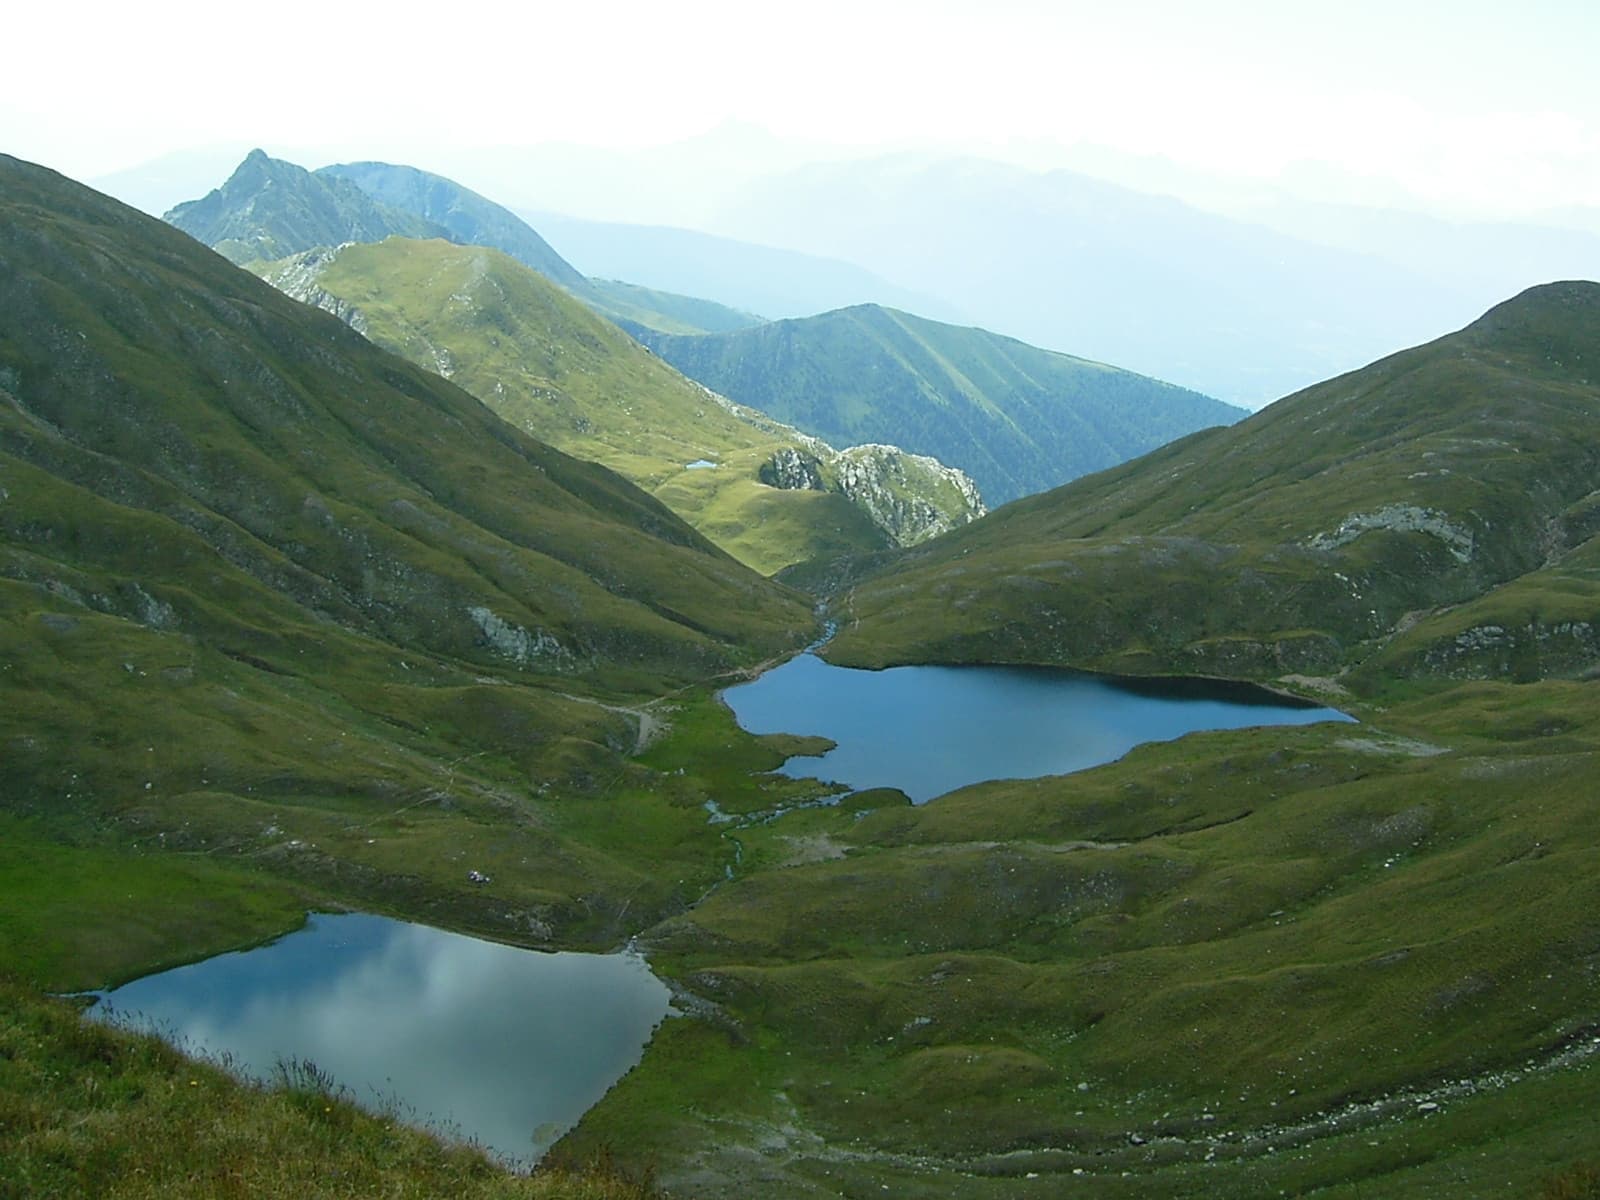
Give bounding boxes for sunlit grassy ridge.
[255,237,982,573]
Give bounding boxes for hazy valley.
[4,124,1600,1200]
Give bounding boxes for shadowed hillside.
[828,282,1600,684]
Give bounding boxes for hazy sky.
[7,0,1597,218]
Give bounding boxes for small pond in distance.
[723,654,1353,803]
[90,912,671,1165]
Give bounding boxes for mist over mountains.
[11,121,1600,1200]
[96,129,1600,408]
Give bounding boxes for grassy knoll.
[553,675,1600,1197]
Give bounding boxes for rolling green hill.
[256,238,984,573]
[317,159,593,292]
[637,303,1245,505]
[825,282,1600,683]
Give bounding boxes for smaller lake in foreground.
[723,655,1353,803]
[90,913,671,1165]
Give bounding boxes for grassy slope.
[11,153,1599,1199]
[826,282,1600,684]
[639,303,1244,505]
[548,288,1600,1197]
[0,152,819,949]
[256,238,961,573]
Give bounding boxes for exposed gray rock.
[260,246,371,336]
[759,447,827,491]
[466,605,573,670]
[1309,504,1475,563]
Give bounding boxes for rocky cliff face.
[831,444,986,545]
[756,441,987,546]
[266,246,373,337]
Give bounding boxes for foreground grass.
[563,677,1600,1197]
[0,980,656,1200]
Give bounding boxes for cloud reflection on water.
[95,913,670,1164]
[725,655,1352,802]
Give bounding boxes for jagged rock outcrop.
[267,246,371,336]
[831,444,985,545]
[757,442,987,545]
[759,447,827,491]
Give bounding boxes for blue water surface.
[91,912,670,1165]
[723,654,1352,803]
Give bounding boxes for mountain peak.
[164,153,446,266]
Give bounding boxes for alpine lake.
[90,654,1350,1164]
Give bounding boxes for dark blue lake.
[90,912,671,1165]
[723,654,1353,803]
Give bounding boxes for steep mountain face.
[163,149,445,265]
[0,153,815,937]
[257,239,984,572]
[322,159,767,336]
[827,282,1600,684]
[317,160,591,291]
[638,303,1243,506]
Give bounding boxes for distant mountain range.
[524,211,967,324]
[636,304,1244,506]
[714,154,1600,405]
[828,281,1600,684]
[103,132,1600,411]
[166,152,1243,539]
